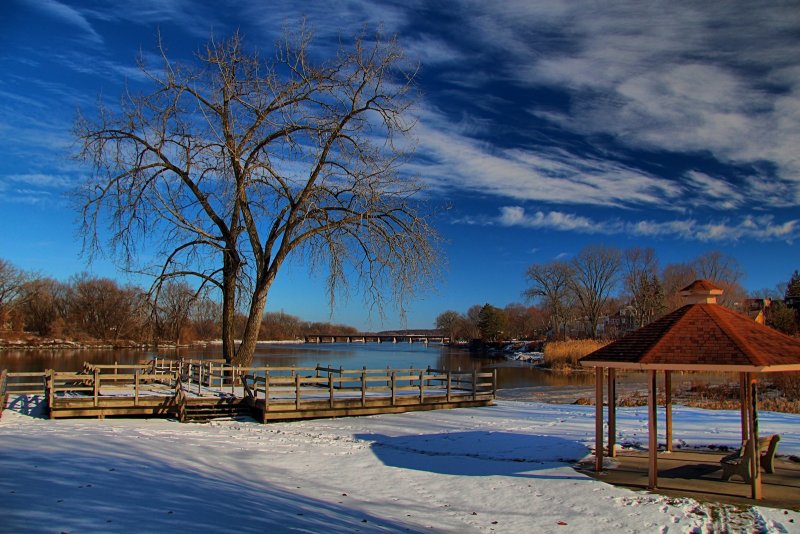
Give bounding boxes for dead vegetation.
[542,339,610,371]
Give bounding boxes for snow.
[1,397,798,533]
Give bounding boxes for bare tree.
[661,262,697,311]
[622,247,665,327]
[435,310,463,341]
[523,261,573,340]
[67,275,148,342]
[76,29,440,365]
[0,259,30,329]
[569,245,621,339]
[152,280,197,345]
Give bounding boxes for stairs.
[181,397,255,423]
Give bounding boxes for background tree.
[0,259,30,330]
[435,310,463,341]
[152,280,197,345]
[76,29,439,366]
[622,247,665,327]
[569,245,621,339]
[785,270,800,308]
[766,300,797,335]
[661,262,697,311]
[523,260,573,340]
[67,275,147,342]
[19,278,66,337]
[691,251,747,309]
[477,304,506,342]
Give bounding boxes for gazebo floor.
[577,450,800,511]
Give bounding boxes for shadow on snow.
[354,431,589,479]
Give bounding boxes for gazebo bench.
[720,434,781,483]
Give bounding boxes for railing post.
[391,371,396,406]
[197,364,202,396]
[93,367,99,407]
[446,371,452,403]
[231,366,236,396]
[419,370,425,403]
[361,367,367,407]
[134,370,140,406]
[493,369,497,399]
[329,372,334,408]
[264,371,270,410]
[47,370,55,419]
[295,373,301,410]
[472,370,477,401]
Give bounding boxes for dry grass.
[543,339,609,371]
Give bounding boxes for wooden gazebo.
[581,280,800,499]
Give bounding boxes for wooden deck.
[1,360,495,423]
[578,449,800,510]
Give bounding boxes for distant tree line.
[436,247,800,342]
[0,259,356,345]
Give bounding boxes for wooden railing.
[239,366,496,411]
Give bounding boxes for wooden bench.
[720,434,781,483]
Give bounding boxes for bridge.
[303,334,450,344]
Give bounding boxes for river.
[0,342,596,390]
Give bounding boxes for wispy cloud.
[410,107,684,209]
[21,0,103,44]
[490,206,800,242]
[455,1,800,204]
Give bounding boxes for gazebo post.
[748,373,762,500]
[607,368,616,458]
[595,366,604,471]
[740,372,749,443]
[664,370,672,453]
[647,369,658,489]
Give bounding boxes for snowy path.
[0,399,798,533]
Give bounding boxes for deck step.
[182,399,254,423]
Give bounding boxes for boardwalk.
[0,359,495,423]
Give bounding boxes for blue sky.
[1,1,799,330]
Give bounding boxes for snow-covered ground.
[1,397,798,533]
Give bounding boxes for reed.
[542,339,609,371]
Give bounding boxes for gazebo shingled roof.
[581,302,800,371]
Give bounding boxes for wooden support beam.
[607,368,616,458]
[595,366,604,472]
[665,370,672,453]
[740,372,749,443]
[648,369,658,489]
[749,374,762,500]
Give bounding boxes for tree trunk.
[231,275,272,367]
[221,251,239,364]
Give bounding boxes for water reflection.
[0,343,596,389]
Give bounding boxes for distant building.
[744,298,772,324]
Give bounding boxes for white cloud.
[490,206,799,243]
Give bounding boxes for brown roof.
[680,279,723,293]
[581,303,800,371]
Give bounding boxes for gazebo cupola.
[679,279,724,304]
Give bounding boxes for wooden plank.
[595,367,603,472]
[608,368,616,458]
[665,370,672,453]
[749,374,762,500]
[648,369,658,489]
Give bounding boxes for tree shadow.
[354,431,589,479]
[0,439,426,533]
